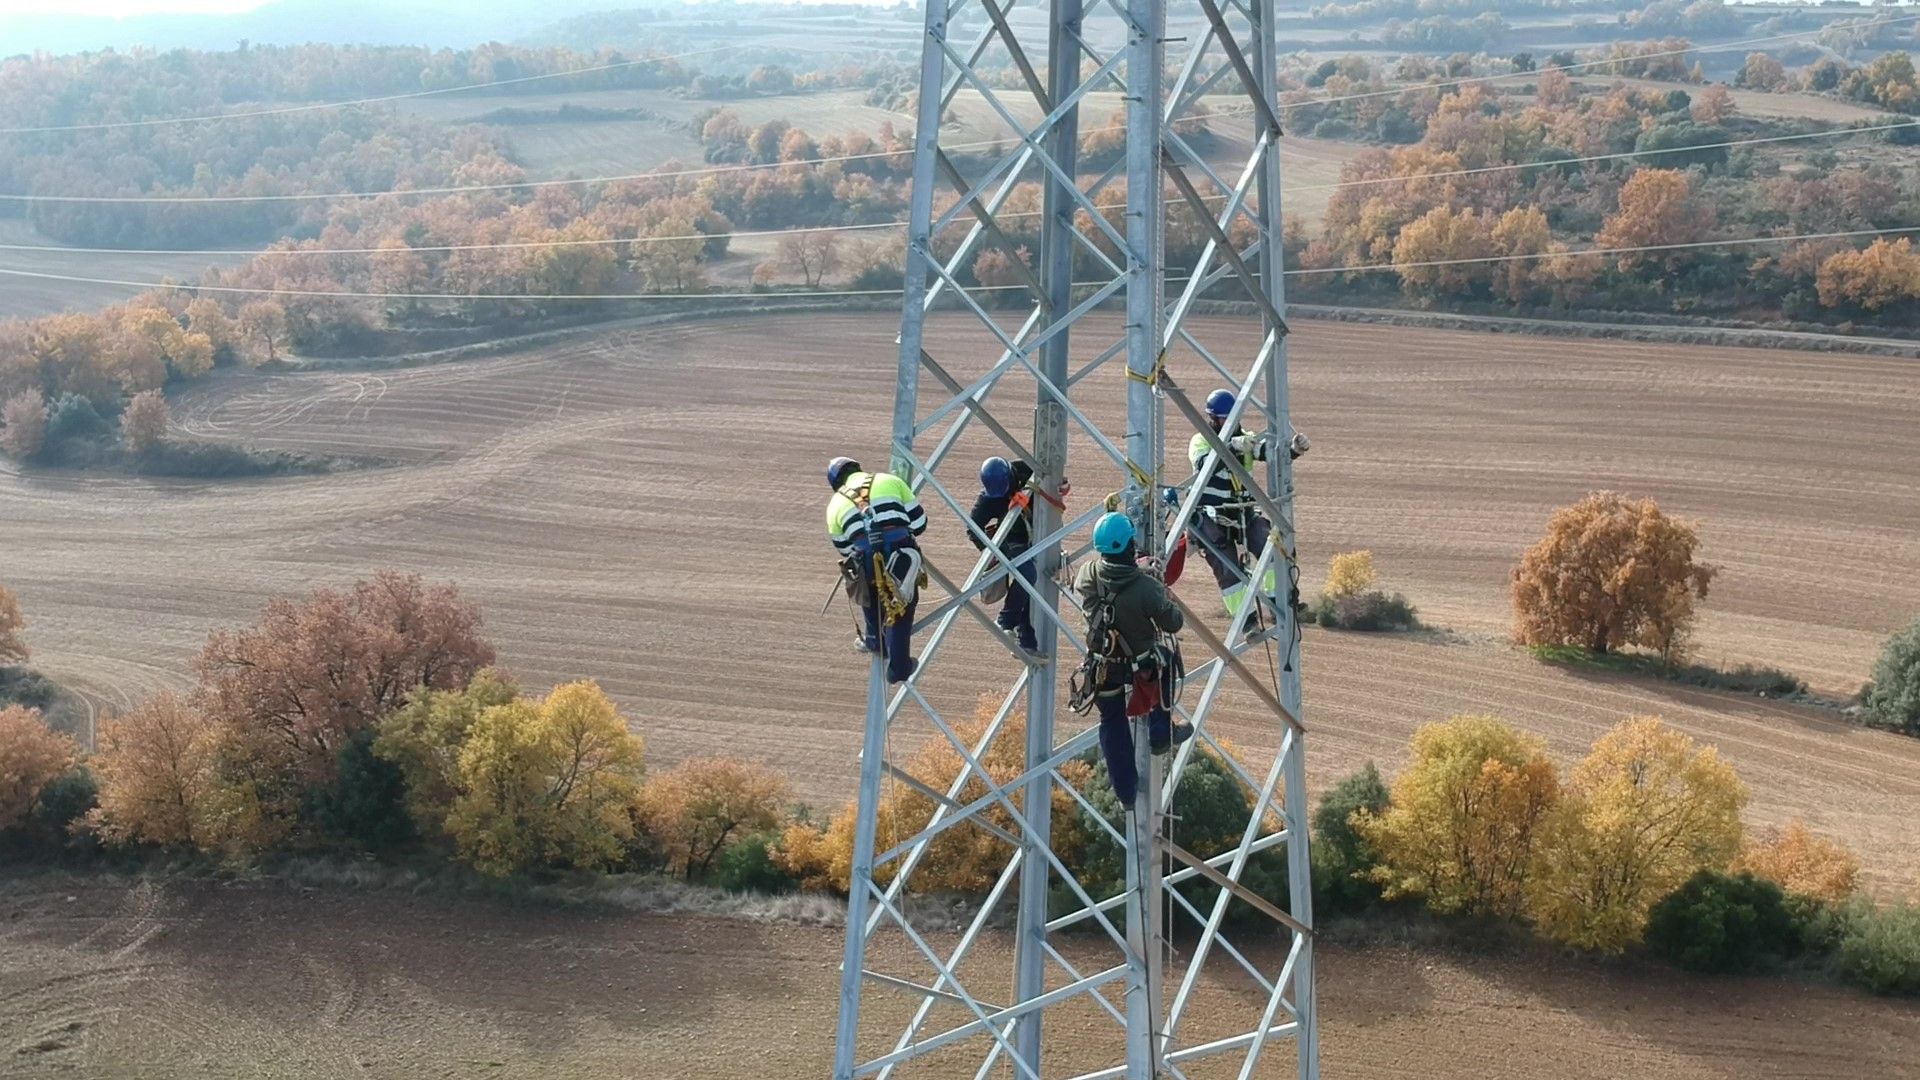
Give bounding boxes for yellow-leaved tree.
[1731,820,1859,905]
[1354,715,1560,917]
[444,680,644,877]
[635,757,791,880]
[1528,716,1746,952]
[374,669,522,835]
[1325,550,1378,599]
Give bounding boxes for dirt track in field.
[4,313,1920,896]
[3,874,1915,1080]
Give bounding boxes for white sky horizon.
[7,1,266,13]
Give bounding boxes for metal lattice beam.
[833,0,1317,1075]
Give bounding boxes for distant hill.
[0,0,618,56]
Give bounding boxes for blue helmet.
[1092,511,1135,555]
[827,456,862,489]
[1205,388,1235,419]
[980,456,1013,498]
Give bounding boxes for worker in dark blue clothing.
[969,456,1038,654]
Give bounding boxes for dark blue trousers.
[1095,694,1171,806]
[997,551,1037,649]
[862,596,917,683]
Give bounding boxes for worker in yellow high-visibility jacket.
[1187,388,1308,617]
[826,456,928,683]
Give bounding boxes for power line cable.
[0,117,1906,258]
[6,14,1910,205]
[1,225,1910,301]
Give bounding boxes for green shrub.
[305,730,417,853]
[1313,590,1419,632]
[712,830,798,894]
[1644,870,1800,973]
[1838,899,1920,996]
[32,766,98,836]
[45,393,111,443]
[1065,750,1290,925]
[1861,618,1920,736]
[1310,762,1390,914]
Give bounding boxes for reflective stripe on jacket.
[1187,430,1267,510]
[826,471,928,556]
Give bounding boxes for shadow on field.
[1541,659,1864,739]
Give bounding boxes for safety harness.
[1069,571,1183,716]
[840,475,922,629]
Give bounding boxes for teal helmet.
[1092,511,1135,555]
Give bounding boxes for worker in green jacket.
[1074,511,1192,807]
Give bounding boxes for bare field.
[3,874,1914,1079]
[5,312,1920,897]
[0,220,250,321]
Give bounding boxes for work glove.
[1228,433,1258,454]
[1289,432,1311,458]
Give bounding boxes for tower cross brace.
[832,0,1317,1074]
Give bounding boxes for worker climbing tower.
[833,0,1315,1073]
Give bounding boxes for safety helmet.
[980,456,1013,498]
[827,456,862,489]
[1205,388,1236,419]
[1092,511,1136,556]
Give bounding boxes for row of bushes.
[3,568,1915,999]
[1307,713,1919,995]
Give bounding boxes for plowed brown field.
[4,874,1916,1079]
[4,312,1920,1076]
[6,313,1920,887]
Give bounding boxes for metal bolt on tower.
[833,0,1315,1071]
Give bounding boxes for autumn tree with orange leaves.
[775,699,1093,895]
[1816,238,1920,312]
[1392,206,1495,302]
[1732,820,1860,904]
[1595,169,1714,279]
[0,392,47,462]
[121,389,169,456]
[0,705,78,830]
[87,691,222,848]
[635,757,791,879]
[191,571,494,846]
[1511,492,1717,658]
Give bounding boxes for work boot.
[1150,721,1195,756]
[887,656,919,685]
[856,633,880,654]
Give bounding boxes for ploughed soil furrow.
[5,313,1919,893]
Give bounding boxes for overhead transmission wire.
[0,45,747,136]
[1,118,1910,260]
[6,12,1911,207]
[2,225,1913,302]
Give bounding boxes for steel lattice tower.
[833,0,1315,1073]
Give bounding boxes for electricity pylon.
[832,0,1315,1074]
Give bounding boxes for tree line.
[0,547,1915,993]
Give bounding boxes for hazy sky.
[10,1,269,13]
